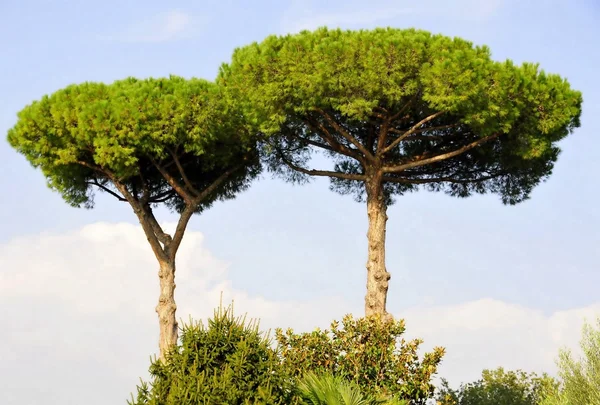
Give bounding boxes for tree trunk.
[156,258,178,361]
[365,179,392,320]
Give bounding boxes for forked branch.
[314,108,375,161]
[167,147,202,197]
[305,115,365,164]
[102,170,169,263]
[374,95,418,152]
[168,164,245,258]
[381,111,445,154]
[151,158,196,203]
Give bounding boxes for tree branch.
[137,168,152,204]
[278,153,366,181]
[192,165,243,205]
[388,123,460,139]
[382,173,503,185]
[382,111,445,154]
[87,179,127,202]
[304,115,365,164]
[383,133,501,173]
[376,119,390,155]
[389,94,418,122]
[314,108,375,161]
[167,147,201,198]
[374,94,417,153]
[369,111,388,120]
[77,159,172,262]
[167,205,196,261]
[151,158,195,203]
[94,166,169,263]
[366,119,377,153]
[148,190,177,203]
[168,164,245,258]
[76,160,104,172]
[141,204,172,247]
[296,135,336,152]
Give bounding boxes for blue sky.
[1,1,599,404]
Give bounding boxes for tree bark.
[364,177,392,321]
[156,258,178,360]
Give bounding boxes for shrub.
[276,314,445,404]
[129,308,443,404]
[542,318,600,405]
[436,367,559,405]
[128,304,294,405]
[296,371,407,405]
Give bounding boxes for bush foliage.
[276,314,445,404]
[129,307,444,405]
[542,318,600,405]
[436,367,559,405]
[128,305,294,405]
[296,372,407,405]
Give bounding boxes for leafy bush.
[129,307,443,405]
[296,372,407,405]
[128,304,294,405]
[276,314,445,404]
[542,318,600,405]
[436,367,559,405]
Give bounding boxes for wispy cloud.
[98,10,203,43]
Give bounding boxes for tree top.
[8,75,259,210]
[221,28,580,143]
[219,27,582,204]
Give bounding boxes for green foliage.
[129,309,443,405]
[276,314,445,404]
[542,318,600,405]
[128,304,294,405]
[436,367,559,405]
[296,372,407,405]
[219,27,582,205]
[7,75,259,212]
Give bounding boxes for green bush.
[128,304,294,405]
[436,367,559,405]
[276,314,445,404]
[542,318,600,405]
[129,308,443,404]
[296,372,407,405]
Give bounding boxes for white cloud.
[0,222,598,404]
[401,299,600,386]
[279,0,504,33]
[98,10,203,43]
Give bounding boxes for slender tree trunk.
[121,167,242,360]
[156,257,178,361]
[134,202,198,361]
[364,177,392,320]
[131,206,180,362]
